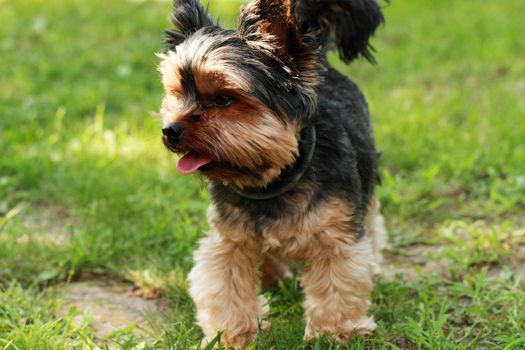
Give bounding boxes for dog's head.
[157,0,321,189]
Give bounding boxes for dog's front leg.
[188,229,266,348]
[301,233,377,342]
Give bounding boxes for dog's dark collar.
[226,125,316,200]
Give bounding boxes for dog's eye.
[212,94,234,107]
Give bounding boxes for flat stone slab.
[62,280,165,340]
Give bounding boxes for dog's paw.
[203,323,270,350]
[304,316,377,343]
[224,331,257,349]
[335,317,377,342]
[202,332,255,350]
[259,320,271,331]
[223,320,270,348]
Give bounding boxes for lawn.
[1,0,524,349]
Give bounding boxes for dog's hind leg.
[364,196,388,275]
[260,254,292,290]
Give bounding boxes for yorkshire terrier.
[157,0,387,347]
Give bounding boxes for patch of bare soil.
[381,244,451,281]
[19,204,72,246]
[16,205,169,342]
[62,280,166,341]
[381,223,525,283]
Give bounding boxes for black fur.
[293,0,385,63]
[165,0,214,48]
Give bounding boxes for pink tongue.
[177,152,212,174]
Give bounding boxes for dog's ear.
[238,0,302,61]
[165,0,214,49]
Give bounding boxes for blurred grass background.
[1,0,524,349]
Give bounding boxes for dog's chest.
[208,197,355,261]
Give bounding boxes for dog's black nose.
[162,122,185,143]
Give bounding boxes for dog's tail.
[293,0,384,63]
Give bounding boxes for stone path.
[62,280,165,341]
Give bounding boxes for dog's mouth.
[176,152,269,181]
[177,152,214,174]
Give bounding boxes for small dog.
[157,0,387,346]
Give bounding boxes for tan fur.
[157,36,252,93]
[188,208,269,348]
[301,235,377,341]
[188,192,386,348]
[158,50,300,188]
[196,106,299,188]
[364,196,388,275]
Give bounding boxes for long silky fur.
[293,0,385,63]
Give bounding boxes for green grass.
[1,0,524,349]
